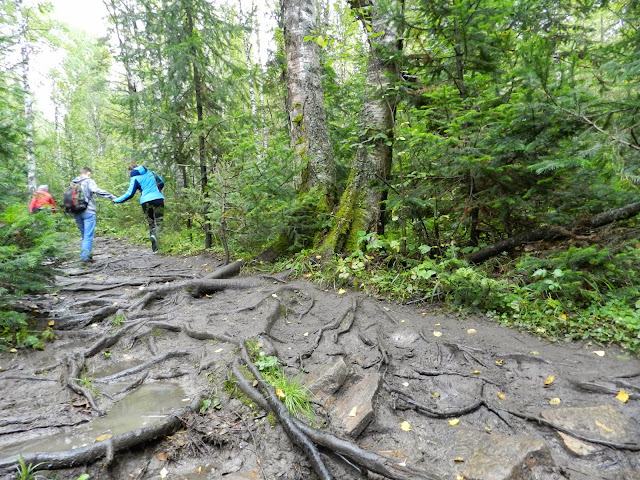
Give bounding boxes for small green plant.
[71,374,100,397]
[14,457,45,480]
[110,312,127,328]
[250,347,315,423]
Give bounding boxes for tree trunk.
[185,6,213,249]
[322,0,403,253]
[282,0,337,210]
[16,0,36,192]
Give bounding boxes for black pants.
[141,199,164,238]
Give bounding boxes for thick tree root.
[238,345,334,480]
[232,360,441,480]
[0,395,204,476]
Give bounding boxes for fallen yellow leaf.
[544,375,555,385]
[214,348,223,353]
[467,328,477,334]
[530,351,539,355]
[9,348,17,353]
[453,457,464,462]
[473,370,481,374]
[96,434,113,441]
[497,392,506,400]
[275,388,286,399]
[549,397,561,405]
[536,327,546,333]
[433,331,442,337]
[348,407,358,417]
[616,390,629,403]
[431,391,440,398]
[48,320,55,326]
[457,474,465,480]
[303,332,309,337]
[559,313,567,320]
[337,288,346,295]
[449,418,460,426]
[434,323,441,326]
[495,359,504,366]
[593,351,605,357]
[400,421,412,432]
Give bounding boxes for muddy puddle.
[2,382,188,458]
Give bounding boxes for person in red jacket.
[29,185,57,214]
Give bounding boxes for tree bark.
[322,0,403,253]
[283,0,337,210]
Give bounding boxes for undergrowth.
[0,207,67,351]
[272,233,640,354]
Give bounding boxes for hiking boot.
[150,234,158,252]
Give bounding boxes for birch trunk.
[16,0,36,192]
[283,0,337,210]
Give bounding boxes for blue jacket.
[114,166,165,205]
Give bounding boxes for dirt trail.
[0,237,639,480]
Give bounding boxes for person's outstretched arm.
[113,177,139,204]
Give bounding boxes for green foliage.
[276,236,640,354]
[14,457,46,480]
[0,207,66,350]
[249,345,315,422]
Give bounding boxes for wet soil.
[0,237,639,480]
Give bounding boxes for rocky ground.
[0,236,639,480]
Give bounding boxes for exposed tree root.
[56,305,120,330]
[503,407,640,451]
[232,359,441,480]
[0,395,204,476]
[237,346,334,480]
[129,278,263,311]
[301,299,356,359]
[386,383,486,418]
[96,351,190,382]
[65,352,104,416]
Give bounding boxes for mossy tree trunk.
[322,0,403,253]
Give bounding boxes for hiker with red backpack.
[67,167,116,262]
[113,162,165,253]
[29,185,57,214]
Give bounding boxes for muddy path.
[1,237,639,480]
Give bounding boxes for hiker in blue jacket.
[113,162,165,253]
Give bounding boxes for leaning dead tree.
[466,200,640,263]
